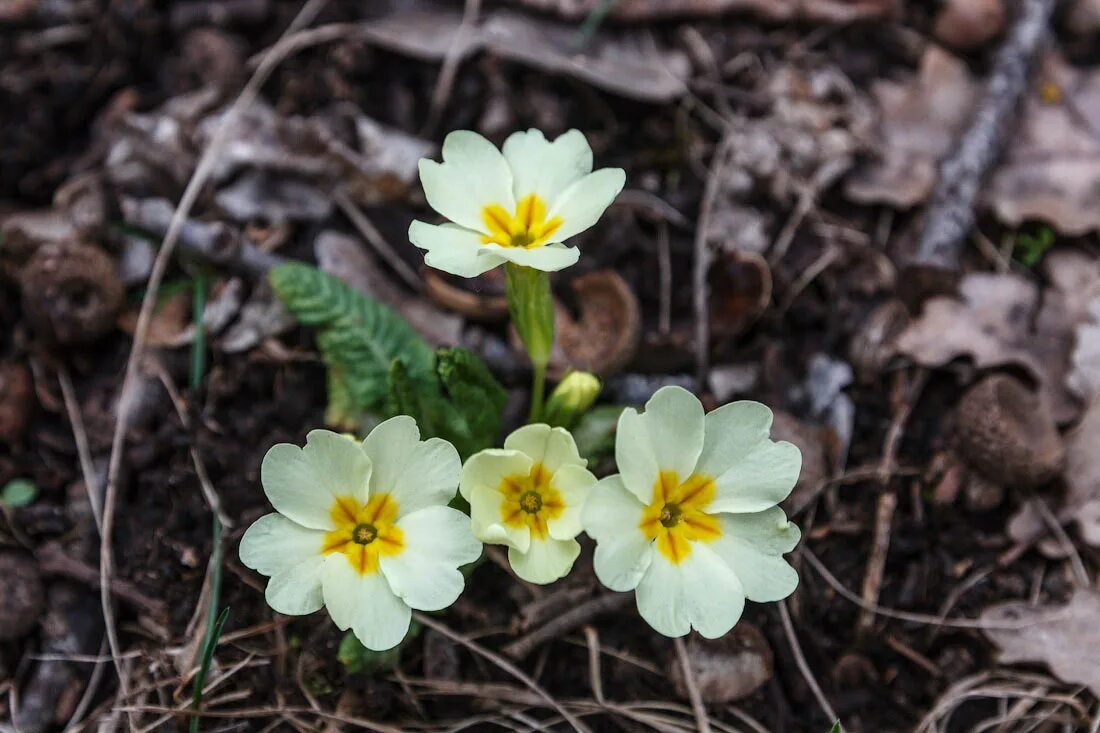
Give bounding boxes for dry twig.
[673,637,713,733]
[909,0,1058,278]
[858,490,898,632]
[503,593,632,659]
[778,600,838,725]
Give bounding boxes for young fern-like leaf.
[270,263,434,413]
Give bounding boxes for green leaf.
[1014,226,1055,267]
[338,621,421,676]
[386,348,507,459]
[270,263,434,417]
[1,479,37,508]
[190,606,230,733]
[829,723,843,733]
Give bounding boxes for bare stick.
[98,0,331,711]
[503,593,631,659]
[910,0,1057,275]
[58,367,103,533]
[673,637,713,733]
[422,0,482,135]
[778,600,838,725]
[692,134,734,389]
[858,490,898,632]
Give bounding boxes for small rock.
[934,0,1007,49]
[669,625,774,703]
[20,242,124,345]
[0,361,34,444]
[0,553,46,641]
[954,374,1065,489]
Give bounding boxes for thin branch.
[673,637,712,733]
[778,600,838,724]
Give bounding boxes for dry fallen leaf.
[987,54,1100,235]
[362,8,690,103]
[894,251,1100,424]
[499,0,895,23]
[981,589,1100,695]
[846,46,977,208]
[669,625,774,703]
[1068,300,1100,402]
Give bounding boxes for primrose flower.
[409,129,626,277]
[460,424,596,584]
[239,419,481,651]
[581,387,802,638]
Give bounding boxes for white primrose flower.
[581,386,802,638]
[239,419,481,651]
[409,129,626,277]
[460,424,596,584]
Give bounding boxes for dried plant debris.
[987,53,1100,235]
[846,47,976,208]
[107,93,432,217]
[933,0,1007,49]
[498,0,896,23]
[850,47,1100,235]
[19,242,124,346]
[981,589,1100,695]
[1068,300,1100,402]
[893,251,1100,424]
[362,8,690,103]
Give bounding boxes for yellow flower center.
[481,193,564,249]
[323,493,404,576]
[639,471,721,564]
[499,463,565,540]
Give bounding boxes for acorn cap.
[954,374,1065,489]
[19,241,124,345]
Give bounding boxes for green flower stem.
[504,263,555,423]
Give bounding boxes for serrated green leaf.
[385,348,507,459]
[270,263,434,417]
[1,478,37,508]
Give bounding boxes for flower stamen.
[481,194,563,250]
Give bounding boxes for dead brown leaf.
[987,53,1100,235]
[362,8,690,104]
[893,251,1100,424]
[499,0,895,23]
[845,46,977,208]
[981,589,1100,695]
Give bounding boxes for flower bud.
[544,371,601,428]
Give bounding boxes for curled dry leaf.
[981,589,1100,695]
[554,270,641,377]
[954,374,1064,490]
[499,0,895,23]
[708,251,772,342]
[423,268,509,322]
[362,8,689,104]
[19,242,124,346]
[669,625,774,704]
[846,47,976,208]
